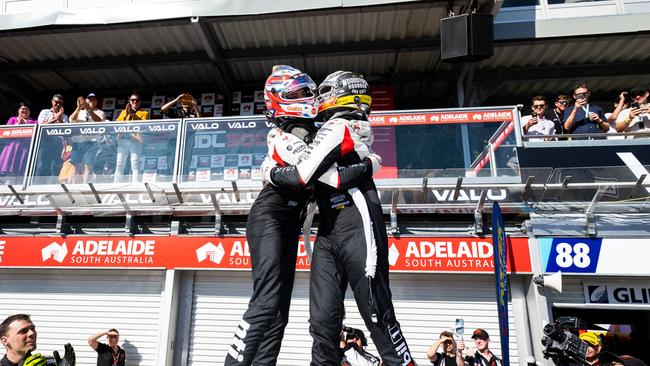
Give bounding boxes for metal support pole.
[60,183,76,204]
[472,190,487,235]
[210,193,222,234]
[231,181,240,202]
[172,183,184,204]
[390,188,398,235]
[88,183,102,203]
[144,182,156,203]
[453,177,463,201]
[7,184,24,204]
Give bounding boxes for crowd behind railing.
[2,83,649,186]
[521,82,650,141]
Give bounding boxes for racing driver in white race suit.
[224,65,379,366]
[263,71,416,366]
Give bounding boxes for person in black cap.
[599,352,648,366]
[70,93,106,123]
[615,86,650,135]
[69,92,107,183]
[469,329,502,366]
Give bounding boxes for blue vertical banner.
[492,202,510,366]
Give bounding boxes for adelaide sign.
[0,236,531,273]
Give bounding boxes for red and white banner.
[369,110,514,126]
[0,236,531,273]
[0,127,35,139]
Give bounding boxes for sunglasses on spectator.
[631,93,646,98]
[532,104,546,109]
[130,99,140,102]
[557,100,569,105]
[53,100,63,105]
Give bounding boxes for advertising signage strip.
[539,237,650,275]
[0,237,531,272]
[0,126,35,139]
[368,110,514,126]
[40,120,179,136]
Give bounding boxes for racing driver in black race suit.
[224,65,379,366]
[263,71,416,366]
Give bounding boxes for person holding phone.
[615,86,650,136]
[160,93,200,118]
[563,83,609,136]
[522,96,555,139]
[427,331,465,366]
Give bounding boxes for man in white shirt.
[69,92,106,122]
[35,94,69,181]
[615,86,650,137]
[37,93,69,124]
[522,96,556,140]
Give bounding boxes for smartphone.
[630,102,640,109]
[455,318,464,338]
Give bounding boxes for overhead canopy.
[0,0,648,116]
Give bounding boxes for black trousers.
[224,186,307,366]
[309,188,415,366]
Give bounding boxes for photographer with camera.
[577,332,603,366]
[340,326,381,366]
[542,317,603,366]
[615,86,650,136]
[564,83,609,136]
[427,331,465,366]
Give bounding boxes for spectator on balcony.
[606,91,628,126]
[544,94,570,135]
[35,94,68,181]
[161,93,200,118]
[37,94,68,124]
[69,93,107,183]
[615,86,650,137]
[70,93,106,123]
[116,93,149,121]
[114,93,149,183]
[564,83,609,136]
[522,96,555,139]
[0,103,36,179]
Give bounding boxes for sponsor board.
[0,236,531,272]
[539,238,650,275]
[0,126,35,139]
[368,110,514,126]
[0,188,517,208]
[41,121,179,136]
[584,282,650,305]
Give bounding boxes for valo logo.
[196,242,225,264]
[42,241,68,263]
[588,285,609,304]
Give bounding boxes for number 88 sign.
[540,238,602,273]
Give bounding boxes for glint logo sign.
[196,242,225,264]
[41,241,68,263]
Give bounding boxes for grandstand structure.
[1,1,649,366]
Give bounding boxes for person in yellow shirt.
[114,93,149,183]
[116,93,149,121]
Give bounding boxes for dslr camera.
[541,317,590,366]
